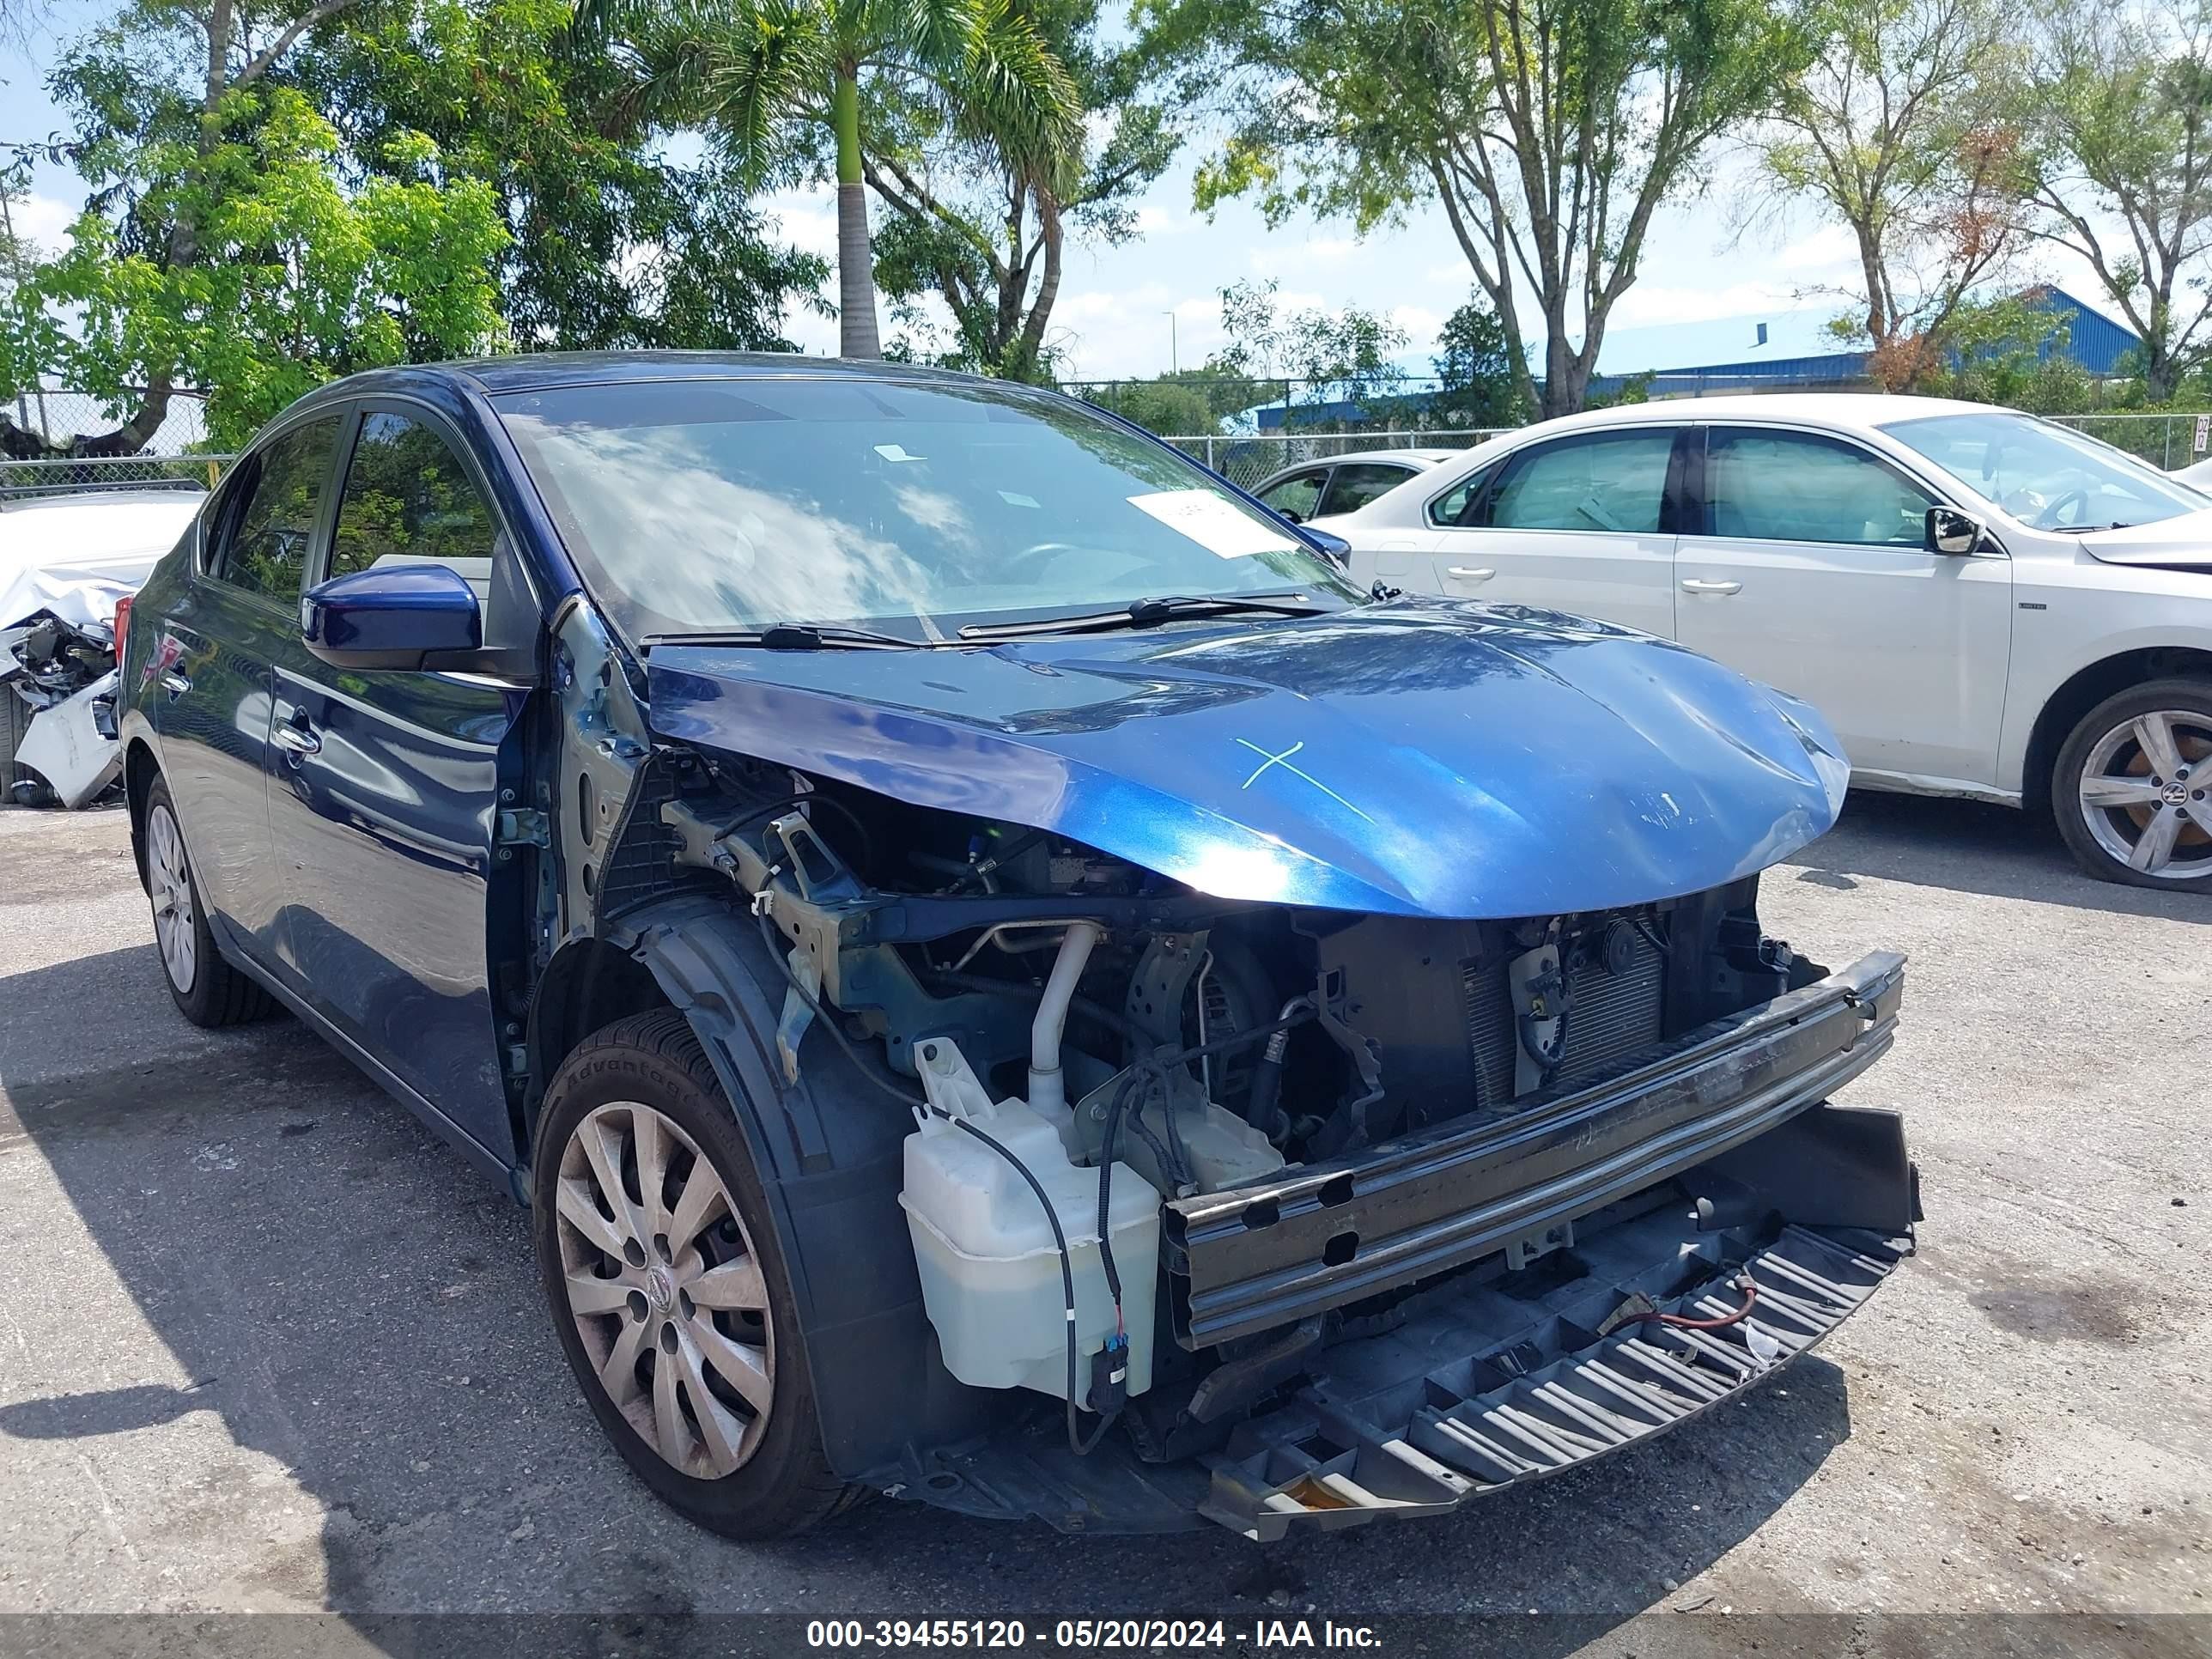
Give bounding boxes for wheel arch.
[2021,646,2212,815]
[538,896,996,1479]
[123,737,162,891]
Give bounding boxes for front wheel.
[531,1009,860,1538]
[142,776,278,1026]
[2053,679,2212,891]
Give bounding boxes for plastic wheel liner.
[858,955,1917,1536]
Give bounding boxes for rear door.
[151,415,345,961]
[1674,423,2012,786]
[1425,427,1682,636]
[263,404,533,1158]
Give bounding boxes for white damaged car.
[2,485,204,805]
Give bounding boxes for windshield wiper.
[644,623,930,652]
[957,593,1332,641]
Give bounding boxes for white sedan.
[1318,393,2212,891]
[1249,447,1461,522]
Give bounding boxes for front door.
[152,415,346,959]
[1425,427,1681,637]
[264,406,531,1160]
[1674,425,2013,787]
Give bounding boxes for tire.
[141,776,280,1025]
[531,1009,860,1538]
[2052,678,2212,892]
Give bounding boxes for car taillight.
[112,595,132,681]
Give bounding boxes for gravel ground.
[0,793,2206,1650]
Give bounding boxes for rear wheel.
[143,776,278,1025]
[2053,679,2212,891]
[531,1009,860,1537]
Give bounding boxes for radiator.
[1463,927,1667,1105]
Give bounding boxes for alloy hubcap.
[2076,709,2212,880]
[148,805,197,993]
[554,1102,773,1479]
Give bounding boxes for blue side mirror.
[301,563,483,671]
[1303,526,1352,569]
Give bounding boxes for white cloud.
[1133,205,1188,237]
[1389,305,1443,356]
[1606,280,1810,329]
[1774,222,1859,275]
[764,185,839,264]
[8,192,80,254]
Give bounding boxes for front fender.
[608,897,1000,1479]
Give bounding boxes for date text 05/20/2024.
[805,1620,1383,1650]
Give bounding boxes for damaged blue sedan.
[116,355,1917,1540]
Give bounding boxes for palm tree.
[616,0,1081,358]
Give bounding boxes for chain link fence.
[1161,428,1508,490]
[0,453,234,501]
[2050,411,2212,471]
[4,386,213,452]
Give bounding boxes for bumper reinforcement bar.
[1165,951,1906,1348]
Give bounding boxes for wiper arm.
[644,623,927,652]
[957,593,1331,641]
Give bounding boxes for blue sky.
[0,3,2100,384]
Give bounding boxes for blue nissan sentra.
[116,354,1917,1541]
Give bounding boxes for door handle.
[1447,566,1497,582]
[160,671,192,696]
[272,718,321,757]
[1680,578,1743,595]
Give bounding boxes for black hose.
[939,828,1050,894]
[921,969,1149,1048]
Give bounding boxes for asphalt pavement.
[0,793,2206,1652]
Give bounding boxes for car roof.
[314,349,992,399]
[0,486,206,515]
[1504,392,1999,441]
[1255,447,1460,483]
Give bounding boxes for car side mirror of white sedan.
[1925,506,1987,556]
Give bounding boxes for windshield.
[495,376,1353,642]
[1879,410,2211,532]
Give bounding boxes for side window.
[1318,462,1415,516]
[1257,467,1328,521]
[1488,431,1675,533]
[1427,463,1498,527]
[330,412,500,592]
[1705,427,1933,546]
[218,417,341,602]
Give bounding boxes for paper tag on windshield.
[1127,489,1297,558]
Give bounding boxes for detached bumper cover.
[1199,1217,1910,1540]
[1166,951,1906,1348]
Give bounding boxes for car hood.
[2079,509,2212,568]
[645,600,1850,920]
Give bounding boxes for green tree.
[293,0,828,353]
[616,0,1084,358]
[1430,293,1523,425]
[1209,277,1407,424]
[0,0,508,453]
[863,0,1178,379]
[2027,0,2212,401]
[1757,0,2027,391]
[1139,0,1813,416]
